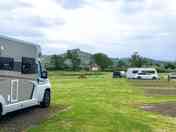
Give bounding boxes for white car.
[169,72,176,79]
[127,68,159,80]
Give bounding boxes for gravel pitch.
[0,105,65,132]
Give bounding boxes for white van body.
[127,68,159,80]
[0,36,51,117]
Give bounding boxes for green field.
[28,72,176,132]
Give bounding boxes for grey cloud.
[16,16,65,28]
[54,0,87,9]
[0,1,65,41]
[120,0,145,14]
[1,0,176,61]
[0,1,32,12]
[47,40,96,51]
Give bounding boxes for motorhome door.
[11,80,18,103]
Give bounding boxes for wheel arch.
[0,95,6,115]
[45,88,51,92]
[0,103,2,115]
[39,87,51,102]
[40,88,51,108]
[43,88,51,99]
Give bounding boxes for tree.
[130,52,144,67]
[93,53,113,70]
[66,50,81,71]
[117,60,127,67]
[50,55,65,70]
[164,63,176,69]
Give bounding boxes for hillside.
[42,49,174,70]
[61,49,94,68]
[41,49,94,69]
[111,57,170,66]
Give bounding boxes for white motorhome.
[127,68,159,80]
[0,35,51,118]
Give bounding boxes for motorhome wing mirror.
[41,70,48,79]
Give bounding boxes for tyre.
[40,90,51,108]
[137,76,141,80]
[0,104,2,119]
[152,77,157,80]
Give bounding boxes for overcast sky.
[0,0,176,61]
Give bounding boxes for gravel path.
[142,102,176,117]
[0,105,65,132]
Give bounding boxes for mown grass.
[28,71,176,132]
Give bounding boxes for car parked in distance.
[113,71,126,78]
[127,68,159,80]
[113,71,122,78]
[169,72,176,79]
[120,71,126,77]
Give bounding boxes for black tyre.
[0,104,2,119]
[152,77,157,80]
[40,90,51,108]
[137,76,141,80]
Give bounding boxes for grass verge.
[28,71,176,132]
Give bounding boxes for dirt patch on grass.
[129,80,176,88]
[142,102,176,117]
[0,105,67,132]
[130,80,176,117]
[129,80,176,96]
[144,88,176,96]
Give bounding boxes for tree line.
[47,51,176,72]
[48,50,113,71]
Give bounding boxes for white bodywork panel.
[0,79,51,115]
[0,36,51,116]
[127,68,159,80]
[3,100,38,115]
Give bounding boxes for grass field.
[28,71,176,132]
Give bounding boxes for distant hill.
[111,57,170,66]
[61,49,94,68]
[41,49,94,69]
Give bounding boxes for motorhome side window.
[132,70,138,74]
[21,57,36,74]
[0,57,14,70]
[142,70,155,75]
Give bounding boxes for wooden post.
[168,75,170,82]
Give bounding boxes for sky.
[0,0,176,61]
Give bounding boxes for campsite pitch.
[0,105,64,132]
[1,72,176,132]
[129,80,176,118]
[28,72,176,132]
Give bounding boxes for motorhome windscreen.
[0,57,14,70]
